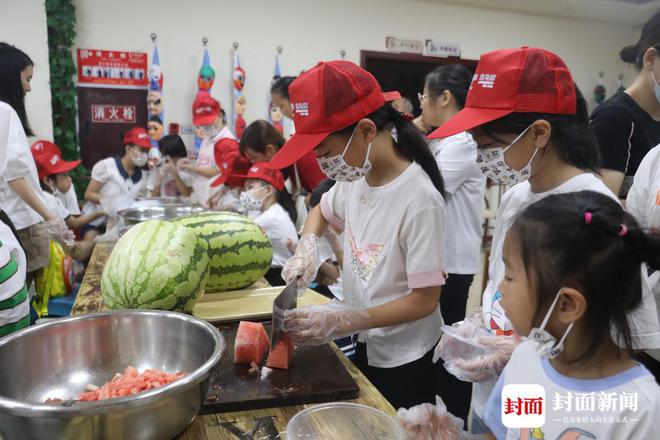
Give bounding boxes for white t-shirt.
[320,162,447,368]
[483,341,660,440]
[42,192,70,221]
[254,203,297,268]
[54,185,81,216]
[83,157,149,226]
[627,144,660,231]
[429,133,486,274]
[474,173,660,417]
[0,221,29,335]
[192,127,235,207]
[0,102,48,230]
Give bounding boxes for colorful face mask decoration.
[198,65,216,91]
[233,66,246,91]
[149,64,163,91]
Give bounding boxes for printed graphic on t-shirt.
[347,225,386,282]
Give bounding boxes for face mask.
[317,127,372,182]
[651,71,660,105]
[239,187,268,211]
[528,289,575,359]
[132,149,148,167]
[199,123,221,138]
[476,125,538,185]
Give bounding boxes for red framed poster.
[77,48,148,87]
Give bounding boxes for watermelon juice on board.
[266,61,449,410]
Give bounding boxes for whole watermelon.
[101,220,209,312]
[170,211,272,292]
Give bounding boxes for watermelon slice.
[234,321,270,364]
[266,333,294,369]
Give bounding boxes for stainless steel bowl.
[118,205,205,226]
[0,310,225,440]
[135,196,188,206]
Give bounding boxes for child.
[212,163,297,286]
[82,127,152,238]
[399,191,660,440]
[270,61,448,409]
[149,134,192,197]
[0,220,29,337]
[180,94,238,207]
[427,47,660,431]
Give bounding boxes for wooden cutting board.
[201,323,360,414]
[192,287,330,323]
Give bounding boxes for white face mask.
[239,187,268,211]
[199,123,221,138]
[651,70,660,105]
[476,125,538,185]
[131,149,148,167]
[528,289,575,359]
[316,127,372,182]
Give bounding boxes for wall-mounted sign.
[91,104,136,123]
[77,49,148,88]
[386,37,424,54]
[424,40,462,58]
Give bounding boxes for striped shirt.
[0,223,29,337]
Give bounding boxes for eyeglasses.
[417,92,427,103]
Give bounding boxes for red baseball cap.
[267,60,401,170]
[192,94,221,126]
[228,163,285,191]
[123,127,152,149]
[428,47,577,140]
[31,140,81,180]
[211,140,252,188]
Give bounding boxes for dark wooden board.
[201,323,360,414]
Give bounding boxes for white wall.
[3,0,645,145]
[0,0,53,141]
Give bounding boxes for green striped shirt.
[0,237,29,337]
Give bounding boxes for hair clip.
[618,224,628,237]
[584,212,592,225]
[400,112,414,122]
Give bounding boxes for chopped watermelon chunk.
[234,321,271,365]
[266,333,294,369]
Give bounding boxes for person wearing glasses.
[590,11,660,199]
[417,64,486,423]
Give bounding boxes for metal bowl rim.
[0,310,224,416]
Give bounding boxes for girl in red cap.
[272,61,448,410]
[426,46,660,433]
[82,127,152,238]
[227,163,298,286]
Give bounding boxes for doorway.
[360,50,478,115]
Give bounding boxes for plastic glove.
[433,313,485,364]
[281,233,323,292]
[45,218,75,247]
[177,158,196,173]
[282,300,369,346]
[323,229,343,256]
[398,395,481,440]
[445,335,520,382]
[147,148,162,169]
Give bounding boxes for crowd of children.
[2,11,660,439]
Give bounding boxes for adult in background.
[0,43,72,282]
[590,11,660,199]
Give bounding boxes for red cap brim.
[427,107,514,139]
[211,172,247,188]
[266,131,329,170]
[382,91,401,102]
[193,114,218,127]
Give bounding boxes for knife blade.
[270,280,298,350]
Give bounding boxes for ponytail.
[277,188,298,225]
[333,104,445,196]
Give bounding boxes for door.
[361,50,478,115]
[77,87,148,169]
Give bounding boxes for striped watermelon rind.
[170,211,273,292]
[101,220,209,312]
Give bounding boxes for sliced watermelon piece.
[234,321,270,364]
[266,333,294,369]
